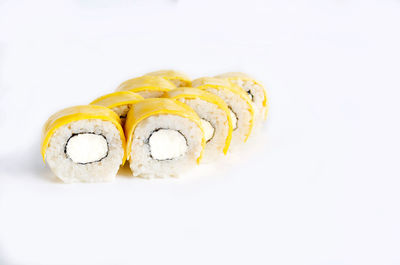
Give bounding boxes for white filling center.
[246,90,254,101]
[200,118,215,142]
[148,129,188,160]
[228,108,238,130]
[65,133,108,164]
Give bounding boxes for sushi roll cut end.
[41,105,126,183]
[125,98,205,178]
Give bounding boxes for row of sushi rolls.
[41,70,268,183]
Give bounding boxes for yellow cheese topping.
[90,91,143,109]
[145,70,192,87]
[125,98,205,163]
[215,72,268,119]
[191,77,255,142]
[165,87,232,154]
[116,75,176,94]
[41,105,126,163]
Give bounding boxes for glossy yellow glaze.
[90,91,143,109]
[191,77,255,141]
[165,87,232,154]
[215,72,268,120]
[124,98,205,163]
[145,70,191,87]
[41,105,126,163]
[116,75,176,94]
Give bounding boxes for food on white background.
[41,70,268,182]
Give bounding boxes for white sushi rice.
[199,87,253,150]
[230,79,266,123]
[129,114,203,178]
[177,98,230,161]
[45,119,124,183]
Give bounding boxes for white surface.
[1,0,400,264]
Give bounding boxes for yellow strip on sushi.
[144,70,191,87]
[215,72,268,120]
[116,75,176,98]
[90,91,143,109]
[90,91,144,124]
[192,77,255,143]
[165,87,233,155]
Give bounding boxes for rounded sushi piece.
[144,70,191,87]
[116,75,176,98]
[41,105,126,183]
[165,87,233,161]
[215,72,268,122]
[125,98,205,178]
[90,91,143,125]
[192,77,254,149]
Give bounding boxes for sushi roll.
[125,98,205,178]
[165,87,232,161]
[90,91,143,125]
[116,75,176,98]
[144,70,191,87]
[215,72,268,121]
[41,105,126,183]
[192,77,254,148]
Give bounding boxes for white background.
[1,0,400,264]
